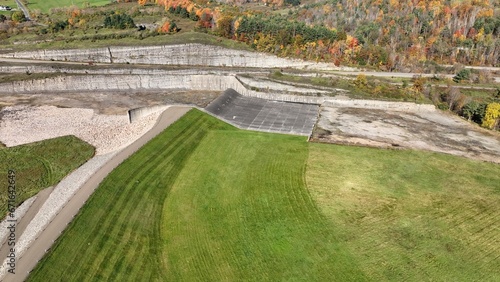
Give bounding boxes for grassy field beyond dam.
[28,109,500,281]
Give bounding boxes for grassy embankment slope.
[28,110,500,281]
[25,0,109,13]
[0,135,94,216]
[2,30,252,53]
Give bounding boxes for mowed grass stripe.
[306,143,500,281]
[83,115,210,280]
[82,112,215,280]
[37,110,219,280]
[28,110,233,282]
[162,130,367,281]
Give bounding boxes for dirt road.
[1,106,191,282]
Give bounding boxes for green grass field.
[28,110,500,281]
[161,130,365,281]
[0,0,16,15]
[25,0,110,13]
[307,144,500,281]
[28,110,235,281]
[0,135,94,216]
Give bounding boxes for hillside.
[1,0,498,71]
[152,0,500,70]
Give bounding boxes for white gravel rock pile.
[0,105,167,155]
[0,196,36,248]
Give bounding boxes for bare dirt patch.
[312,106,500,163]
[0,90,219,115]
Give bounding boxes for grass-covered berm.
[0,135,94,216]
[28,109,500,281]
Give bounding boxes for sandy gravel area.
[0,105,167,155]
[313,106,500,163]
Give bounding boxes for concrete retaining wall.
[237,76,331,95]
[128,105,168,123]
[189,75,324,104]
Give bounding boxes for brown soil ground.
[0,90,220,115]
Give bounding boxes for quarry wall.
[0,65,238,76]
[323,99,436,112]
[0,44,356,71]
[1,73,436,117]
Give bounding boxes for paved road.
[13,0,30,21]
[2,106,191,282]
[0,187,53,266]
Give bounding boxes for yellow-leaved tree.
[481,102,500,130]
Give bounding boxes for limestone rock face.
[0,73,435,113]
[1,43,354,71]
[0,74,191,93]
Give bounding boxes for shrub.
[437,103,449,110]
[103,13,135,29]
[461,101,487,124]
[49,20,69,33]
[482,103,500,130]
[453,69,471,83]
[285,0,301,6]
[353,74,368,89]
[11,11,26,23]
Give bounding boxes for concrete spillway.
[205,89,320,136]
